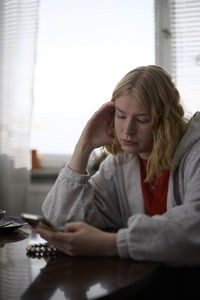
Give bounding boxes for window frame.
[155,0,172,74]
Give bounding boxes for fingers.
[36,223,82,256]
[36,227,62,243]
[37,222,57,232]
[96,101,115,120]
[64,221,83,232]
[36,222,117,257]
[98,101,115,111]
[36,227,69,254]
[90,102,114,122]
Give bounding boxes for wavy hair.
[105,65,188,182]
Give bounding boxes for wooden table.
[1,225,200,300]
[0,225,160,300]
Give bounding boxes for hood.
[173,111,200,166]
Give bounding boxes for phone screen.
[21,213,56,229]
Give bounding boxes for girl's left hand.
[36,221,118,257]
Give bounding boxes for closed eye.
[137,117,151,123]
[116,113,126,119]
[115,108,126,119]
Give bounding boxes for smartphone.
[21,213,56,230]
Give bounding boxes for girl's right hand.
[79,101,115,151]
[69,102,116,174]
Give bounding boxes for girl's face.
[114,94,153,159]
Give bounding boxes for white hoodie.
[42,112,200,266]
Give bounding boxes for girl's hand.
[79,101,115,151]
[69,101,116,173]
[36,221,118,257]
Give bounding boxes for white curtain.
[0,0,40,216]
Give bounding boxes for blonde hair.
[105,65,188,182]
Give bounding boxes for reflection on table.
[0,226,159,300]
[1,225,200,300]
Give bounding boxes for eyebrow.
[115,106,125,113]
[115,106,149,116]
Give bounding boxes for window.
[31,0,155,156]
[171,0,200,115]
[155,0,200,115]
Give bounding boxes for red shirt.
[139,157,170,216]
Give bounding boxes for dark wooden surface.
[0,225,159,300]
[1,225,200,300]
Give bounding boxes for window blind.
[170,0,200,114]
[0,0,39,169]
[0,0,39,214]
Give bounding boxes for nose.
[123,119,137,136]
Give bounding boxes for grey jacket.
[42,112,200,266]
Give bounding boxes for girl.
[37,65,200,266]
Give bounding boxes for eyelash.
[116,114,126,119]
[116,114,149,123]
[137,119,150,123]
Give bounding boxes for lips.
[121,139,138,146]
